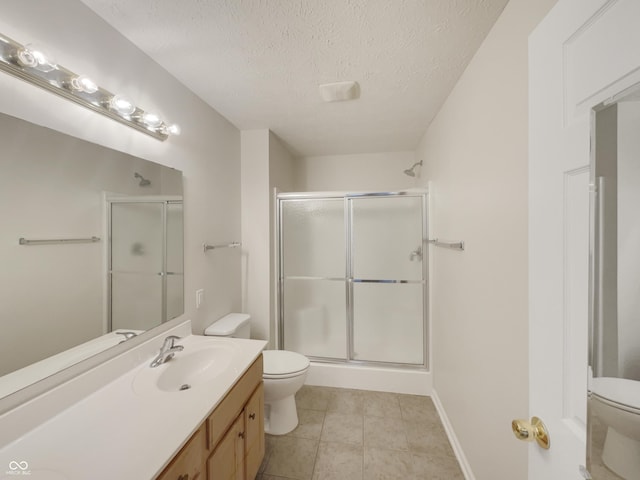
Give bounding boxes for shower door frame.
[106,195,183,333]
[276,190,429,370]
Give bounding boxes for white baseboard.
[305,362,431,396]
[432,389,476,480]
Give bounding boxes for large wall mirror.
[0,111,183,401]
[588,86,640,479]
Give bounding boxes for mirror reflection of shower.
[108,197,184,333]
[134,172,151,186]
[403,160,423,177]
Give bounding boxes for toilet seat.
[263,350,309,379]
[591,377,640,414]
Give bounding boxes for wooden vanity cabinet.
[207,414,245,480]
[156,425,206,480]
[243,383,265,480]
[156,354,264,480]
[206,383,264,480]
[207,356,264,480]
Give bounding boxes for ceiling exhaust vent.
[319,81,360,102]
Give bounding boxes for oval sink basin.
[133,341,239,394]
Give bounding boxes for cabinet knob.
[238,431,245,439]
[249,412,256,420]
[177,475,189,480]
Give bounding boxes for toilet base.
[264,395,298,435]
[602,427,640,479]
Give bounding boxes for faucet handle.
[116,331,137,339]
[116,331,138,344]
[163,335,182,349]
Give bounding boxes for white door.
[529,0,640,478]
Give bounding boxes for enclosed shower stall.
[108,196,183,332]
[277,191,428,369]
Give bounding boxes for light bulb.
[167,124,181,135]
[70,75,98,94]
[15,47,37,68]
[23,44,56,72]
[109,94,136,116]
[141,112,162,128]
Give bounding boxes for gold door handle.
[511,416,550,449]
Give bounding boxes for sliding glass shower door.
[278,192,427,368]
[350,196,425,365]
[281,198,347,360]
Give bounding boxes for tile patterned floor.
[255,385,464,480]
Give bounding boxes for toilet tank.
[204,313,251,338]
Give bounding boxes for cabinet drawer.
[207,355,263,450]
[156,425,206,480]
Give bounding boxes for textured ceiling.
[81,0,508,157]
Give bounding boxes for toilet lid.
[591,377,640,410]
[263,350,309,377]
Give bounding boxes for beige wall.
[0,0,242,342]
[415,0,557,478]
[241,130,271,340]
[241,130,296,346]
[269,133,296,347]
[296,151,418,192]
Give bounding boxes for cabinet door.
[207,356,262,450]
[208,415,245,480]
[244,383,264,480]
[157,426,205,480]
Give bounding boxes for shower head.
[134,172,151,186]
[403,160,423,177]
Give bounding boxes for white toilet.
[590,377,640,479]
[204,313,309,435]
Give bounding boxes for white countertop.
[0,332,267,480]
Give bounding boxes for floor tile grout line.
[309,405,327,479]
[360,410,365,478]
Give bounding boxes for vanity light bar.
[0,32,180,141]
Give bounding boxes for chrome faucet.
[150,335,184,368]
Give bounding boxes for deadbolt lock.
[511,416,550,450]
